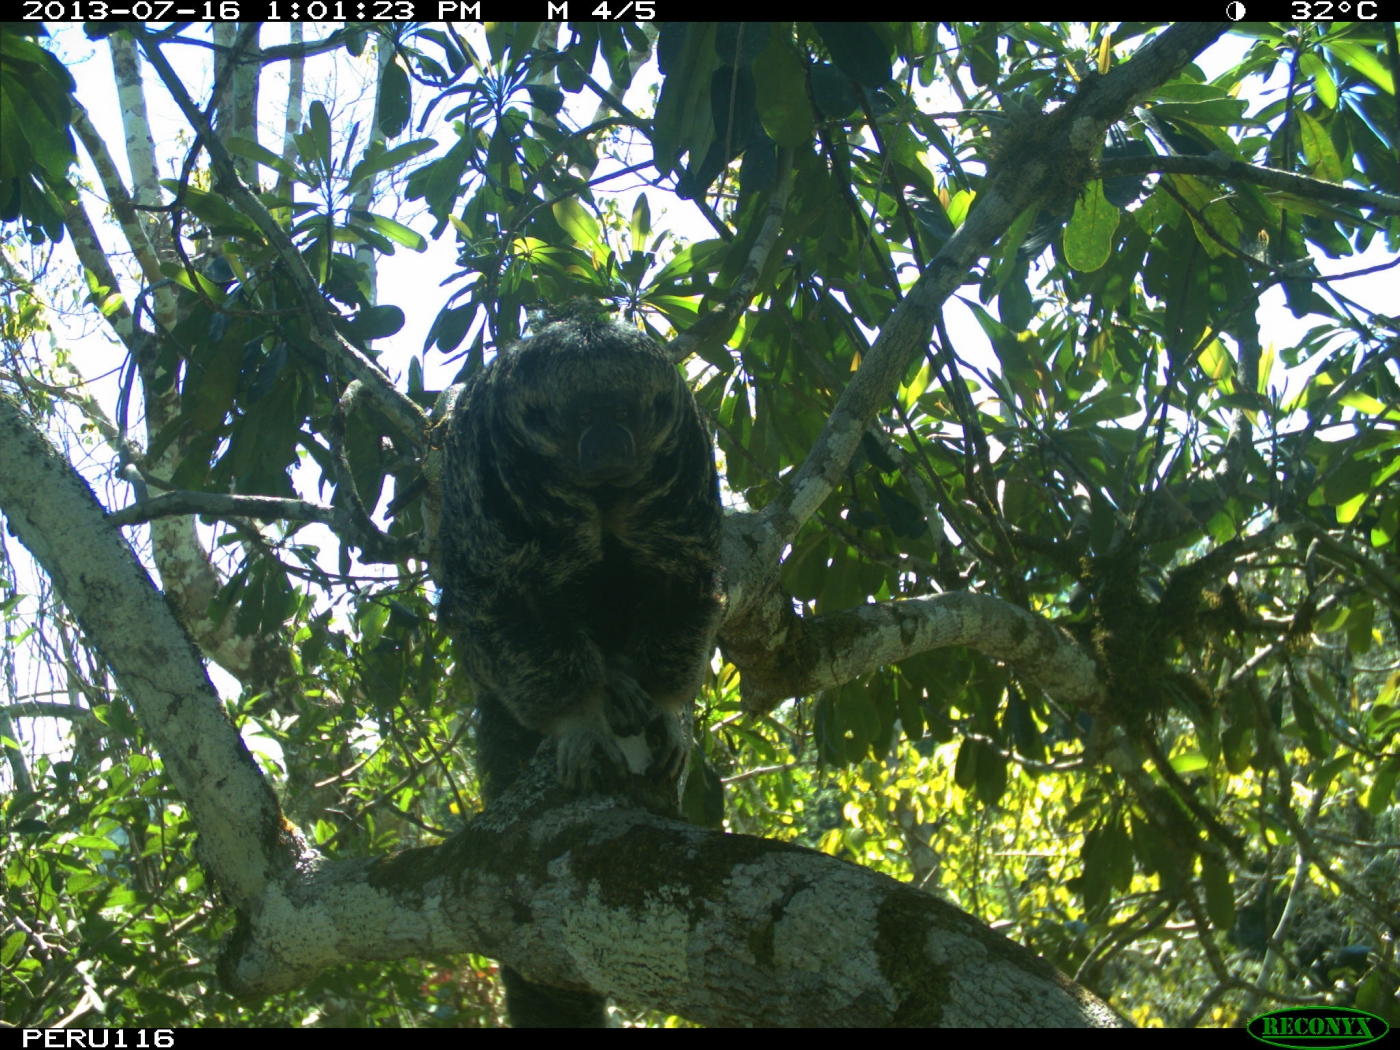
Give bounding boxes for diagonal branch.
[1096,152,1400,214]
[720,23,1230,623]
[70,102,166,286]
[668,151,795,365]
[0,394,304,907]
[729,590,1105,716]
[770,22,1229,552]
[131,27,430,449]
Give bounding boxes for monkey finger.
[646,716,689,781]
[556,726,628,791]
[604,672,655,736]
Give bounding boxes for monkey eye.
[614,408,629,422]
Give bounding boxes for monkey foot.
[554,712,629,791]
[646,712,688,781]
[603,668,657,737]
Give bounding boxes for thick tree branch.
[1096,152,1400,214]
[220,762,1123,1028]
[2,392,1122,1028]
[728,590,1105,715]
[0,394,304,907]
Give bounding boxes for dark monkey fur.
[437,318,724,1026]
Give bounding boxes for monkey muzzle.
[578,420,637,482]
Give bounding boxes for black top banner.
[17,0,669,20]
[15,3,1393,26]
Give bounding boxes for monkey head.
[493,320,685,490]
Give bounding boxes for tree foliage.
[2,19,1399,1028]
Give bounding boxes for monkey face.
[493,320,687,490]
[572,392,640,482]
[566,389,677,486]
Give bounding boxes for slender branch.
[132,27,429,448]
[106,488,421,564]
[1096,153,1400,214]
[106,491,336,528]
[668,151,794,364]
[2,701,99,722]
[764,23,1230,560]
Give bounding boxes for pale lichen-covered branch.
[221,772,1123,1028]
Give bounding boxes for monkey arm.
[623,569,724,710]
[457,588,631,790]
[458,587,608,727]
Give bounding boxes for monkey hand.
[603,665,657,737]
[553,708,628,791]
[645,710,689,782]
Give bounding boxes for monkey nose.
[579,422,637,481]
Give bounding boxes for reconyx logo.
[1247,1007,1389,1048]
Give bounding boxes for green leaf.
[650,237,726,287]
[156,260,223,299]
[630,193,651,246]
[813,23,891,87]
[1324,460,1375,509]
[1,930,25,966]
[68,834,119,851]
[378,60,411,138]
[344,304,406,343]
[1320,38,1394,95]
[347,138,437,191]
[1148,99,1247,126]
[345,222,395,255]
[1201,857,1234,930]
[173,188,261,237]
[1169,751,1209,774]
[348,209,427,251]
[307,100,332,168]
[225,136,302,181]
[552,198,604,254]
[426,304,474,354]
[1339,391,1400,420]
[1364,756,1399,816]
[752,33,813,147]
[653,23,720,177]
[1102,819,1134,892]
[1063,181,1117,272]
[973,743,1008,805]
[953,736,978,790]
[1299,52,1338,109]
[1200,199,1243,259]
[1197,338,1234,385]
[1296,112,1344,184]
